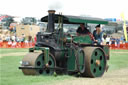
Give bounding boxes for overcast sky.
[0,0,128,20]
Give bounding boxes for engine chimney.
[47,10,55,32]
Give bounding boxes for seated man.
[76,23,90,36]
[76,23,95,40]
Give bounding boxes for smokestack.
[47,10,55,32]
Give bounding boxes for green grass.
[0,48,28,54]
[0,49,74,85]
[110,49,128,52]
[0,48,128,85]
[108,50,128,71]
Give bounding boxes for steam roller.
[19,10,110,78]
[21,52,56,75]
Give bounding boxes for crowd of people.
[0,33,36,48]
[102,35,127,48]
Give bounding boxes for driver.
[76,23,95,41]
[76,23,90,36]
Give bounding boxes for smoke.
[48,1,63,10]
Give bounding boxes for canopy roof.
[41,14,108,24]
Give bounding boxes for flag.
[121,13,128,41]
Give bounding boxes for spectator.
[120,35,124,44]
[106,36,110,45]
[0,35,2,42]
[5,35,11,41]
[11,35,16,41]
[12,41,17,48]
[110,36,116,45]
[28,35,33,47]
[28,35,33,42]
[8,40,12,47]
[103,33,107,40]
[116,37,120,48]
[34,35,37,43]
[21,35,25,42]
[15,36,20,42]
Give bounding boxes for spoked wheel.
[82,47,106,77]
[42,54,56,75]
[21,52,56,75]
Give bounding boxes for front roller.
[19,52,56,75]
[78,47,107,77]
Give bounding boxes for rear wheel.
[81,47,106,77]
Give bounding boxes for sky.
[0,0,128,20]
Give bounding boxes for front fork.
[29,47,50,66]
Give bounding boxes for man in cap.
[76,23,90,36]
[76,23,95,40]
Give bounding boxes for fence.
[0,41,128,50]
[110,43,128,50]
[0,41,35,48]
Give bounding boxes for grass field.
[0,48,128,85]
